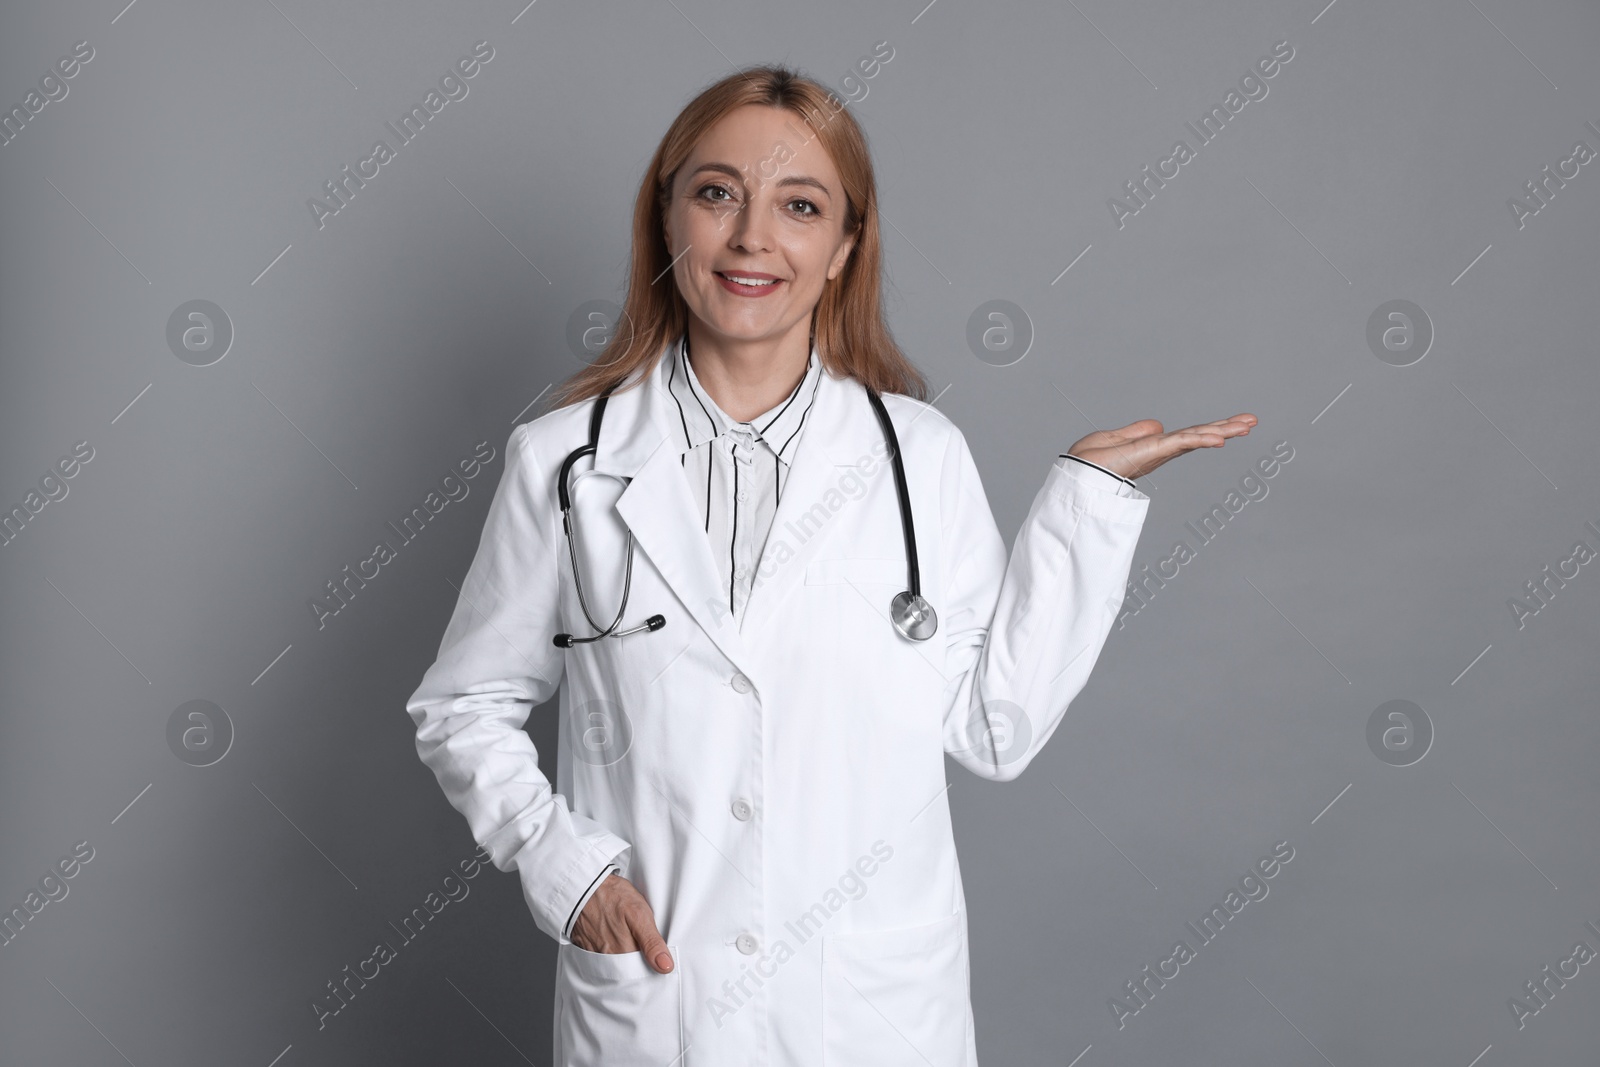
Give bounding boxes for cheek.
[782,237,836,281]
[674,259,708,304]
[672,232,713,277]
[690,202,742,242]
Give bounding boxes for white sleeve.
[404,422,632,943]
[940,428,1150,781]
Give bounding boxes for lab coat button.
[736,932,759,955]
[731,798,753,821]
[730,672,753,694]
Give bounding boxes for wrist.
[1060,452,1137,488]
[563,862,621,943]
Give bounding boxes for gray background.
[2,0,1597,1063]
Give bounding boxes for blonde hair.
[548,64,926,410]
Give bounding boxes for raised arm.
[938,426,1150,781]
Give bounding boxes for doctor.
[406,64,1255,1066]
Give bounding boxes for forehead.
[682,104,842,188]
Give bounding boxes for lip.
[715,270,786,298]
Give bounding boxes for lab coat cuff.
[1057,453,1138,491]
[515,829,632,945]
[1047,456,1151,523]
[560,861,621,944]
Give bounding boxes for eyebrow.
[686,162,832,198]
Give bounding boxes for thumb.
[629,909,673,973]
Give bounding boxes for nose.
[726,190,776,254]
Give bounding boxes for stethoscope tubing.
[862,385,920,599]
[556,391,647,645]
[554,375,933,646]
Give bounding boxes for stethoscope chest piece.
[891,591,938,642]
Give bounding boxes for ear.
[826,231,858,281]
[661,185,674,255]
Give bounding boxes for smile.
[715,271,785,297]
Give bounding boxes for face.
[662,104,858,350]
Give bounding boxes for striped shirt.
[665,333,823,628]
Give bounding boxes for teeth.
[723,274,777,286]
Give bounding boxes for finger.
[1164,430,1228,451]
[1132,433,1221,471]
[1200,413,1257,432]
[1128,432,1222,476]
[1098,418,1165,442]
[1174,418,1252,439]
[628,908,674,973]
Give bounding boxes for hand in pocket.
[570,873,674,973]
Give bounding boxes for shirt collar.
[664,333,822,464]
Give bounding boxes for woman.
[406,65,1254,1066]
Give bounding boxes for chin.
[696,311,786,340]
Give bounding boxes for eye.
[788,198,819,218]
[696,183,737,204]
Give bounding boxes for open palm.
[1069,413,1258,482]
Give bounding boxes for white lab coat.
[405,345,1150,1066]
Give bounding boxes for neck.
[683,317,812,423]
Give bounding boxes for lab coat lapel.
[738,368,879,639]
[598,352,754,674]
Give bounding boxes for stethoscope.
[552,375,938,647]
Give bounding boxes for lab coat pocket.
[555,943,683,1067]
[804,556,905,588]
[821,913,970,1067]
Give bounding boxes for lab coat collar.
[591,338,883,664]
